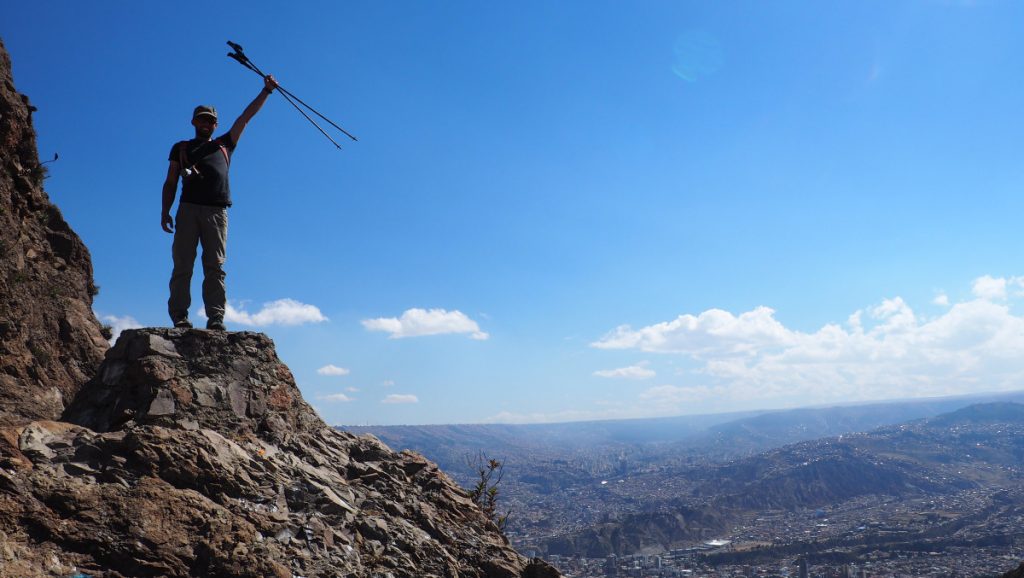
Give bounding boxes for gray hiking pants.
[168,202,228,322]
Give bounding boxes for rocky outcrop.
[63,329,323,440]
[1,329,558,578]
[0,36,108,426]
[0,37,556,578]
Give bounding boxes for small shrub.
[466,452,511,532]
[27,341,51,366]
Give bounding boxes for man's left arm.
[229,74,279,145]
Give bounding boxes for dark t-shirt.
[168,134,236,207]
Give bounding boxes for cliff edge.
[0,36,108,426]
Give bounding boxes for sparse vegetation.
[26,341,51,365]
[466,452,511,532]
[31,163,50,182]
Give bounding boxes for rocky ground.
[1,329,557,577]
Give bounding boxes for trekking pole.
[226,41,357,147]
[227,47,344,149]
[232,52,343,149]
[229,43,358,142]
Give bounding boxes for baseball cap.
[192,105,218,121]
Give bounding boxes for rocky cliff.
[0,38,557,578]
[0,36,108,427]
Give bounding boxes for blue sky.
[6,1,1024,425]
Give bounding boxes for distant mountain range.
[342,393,1024,565]
[341,390,1024,476]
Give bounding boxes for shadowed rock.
[0,37,108,426]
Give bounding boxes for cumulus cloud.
[593,362,656,380]
[382,394,419,404]
[972,275,1008,300]
[591,275,1024,411]
[593,306,794,355]
[219,299,328,326]
[318,393,354,403]
[933,293,950,307]
[317,364,350,376]
[362,308,488,340]
[100,314,142,344]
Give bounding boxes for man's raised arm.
[229,75,278,145]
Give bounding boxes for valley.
[344,395,1024,576]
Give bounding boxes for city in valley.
[347,395,1024,578]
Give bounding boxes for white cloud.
[220,299,328,326]
[317,364,350,376]
[972,275,1007,300]
[593,362,656,380]
[382,394,419,404]
[318,393,354,403]
[381,380,395,387]
[100,314,142,345]
[933,293,950,307]
[362,308,488,340]
[591,275,1024,412]
[592,306,794,355]
[345,387,360,393]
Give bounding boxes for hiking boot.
[206,318,226,331]
[173,317,193,329]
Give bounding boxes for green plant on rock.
[26,341,51,365]
[466,452,511,532]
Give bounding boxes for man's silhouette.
[161,74,278,330]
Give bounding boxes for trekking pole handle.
[228,52,262,75]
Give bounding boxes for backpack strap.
[216,140,230,166]
[177,140,190,170]
[178,139,229,176]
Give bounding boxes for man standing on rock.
[161,74,278,330]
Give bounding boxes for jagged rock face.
[0,37,108,426]
[63,329,324,440]
[0,329,559,578]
